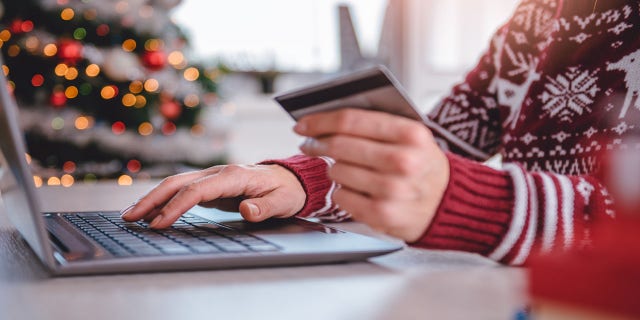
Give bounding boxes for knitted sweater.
[264,0,640,265]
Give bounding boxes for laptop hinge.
[45,214,103,262]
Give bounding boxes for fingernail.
[294,122,306,133]
[299,137,315,150]
[300,138,325,153]
[246,202,260,217]
[120,203,135,218]
[150,215,163,228]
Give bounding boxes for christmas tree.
[0,0,229,186]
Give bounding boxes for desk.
[0,182,527,320]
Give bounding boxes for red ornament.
[159,100,182,120]
[21,20,34,33]
[31,74,45,87]
[126,160,142,173]
[10,19,24,34]
[96,24,110,37]
[50,91,67,108]
[57,39,83,64]
[161,122,177,135]
[111,121,126,135]
[142,50,166,71]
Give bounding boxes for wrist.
[259,155,333,217]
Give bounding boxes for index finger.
[146,165,264,229]
[120,167,222,222]
[294,108,431,145]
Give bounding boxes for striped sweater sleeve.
[413,153,615,266]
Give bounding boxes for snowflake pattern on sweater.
[270,0,639,265]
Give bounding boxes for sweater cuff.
[259,155,332,218]
[411,153,516,257]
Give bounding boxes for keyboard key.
[161,246,192,255]
[189,244,222,254]
[215,243,250,252]
[248,244,280,252]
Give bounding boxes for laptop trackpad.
[189,206,342,235]
[221,218,342,235]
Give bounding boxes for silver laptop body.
[0,56,402,276]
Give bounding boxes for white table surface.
[0,182,527,320]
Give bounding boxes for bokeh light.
[122,93,136,107]
[54,63,68,77]
[64,67,78,80]
[79,83,92,95]
[126,159,141,173]
[64,86,78,99]
[112,121,126,135]
[162,122,177,135]
[144,39,163,51]
[138,122,153,136]
[167,51,186,68]
[63,161,76,173]
[31,74,44,87]
[143,79,159,92]
[43,43,58,56]
[60,8,75,21]
[115,1,129,14]
[100,85,118,99]
[183,67,200,81]
[74,116,90,130]
[96,24,110,36]
[85,64,100,77]
[8,45,20,57]
[118,174,133,186]
[47,177,61,186]
[0,30,11,42]
[190,124,205,136]
[51,117,65,130]
[129,81,143,93]
[184,94,199,107]
[134,95,147,108]
[25,36,39,51]
[122,39,136,52]
[84,173,98,184]
[73,27,87,40]
[33,176,43,188]
[61,174,74,187]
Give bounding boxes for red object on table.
[529,138,640,319]
[529,219,640,319]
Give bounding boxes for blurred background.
[0,0,518,187]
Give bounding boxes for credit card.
[274,65,425,122]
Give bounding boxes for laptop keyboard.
[62,212,280,258]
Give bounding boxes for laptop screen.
[0,55,53,265]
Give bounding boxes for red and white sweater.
[265,0,640,265]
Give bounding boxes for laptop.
[0,57,403,276]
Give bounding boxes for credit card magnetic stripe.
[275,71,391,112]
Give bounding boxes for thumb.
[239,192,298,222]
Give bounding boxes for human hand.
[295,108,449,242]
[120,164,306,229]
